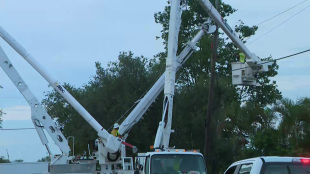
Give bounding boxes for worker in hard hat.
[111,123,120,137]
[239,52,245,63]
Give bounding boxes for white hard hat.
[113,123,119,129]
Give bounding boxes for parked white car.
[224,156,310,174]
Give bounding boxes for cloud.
[272,75,310,100]
[278,56,310,69]
[274,75,310,91]
[2,105,31,121]
[0,120,49,162]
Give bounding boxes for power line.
[0,128,35,131]
[232,49,310,72]
[256,0,308,26]
[273,49,310,62]
[247,3,310,45]
[1,49,309,132]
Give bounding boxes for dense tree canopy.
[41,0,310,173]
[154,1,281,172]
[43,52,164,153]
[37,156,51,162]
[0,156,10,163]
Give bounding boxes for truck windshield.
[263,163,310,174]
[150,154,206,174]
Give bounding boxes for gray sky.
[0,0,309,162]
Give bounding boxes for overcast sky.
[0,0,309,162]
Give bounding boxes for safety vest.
[111,129,120,137]
[239,53,245,63]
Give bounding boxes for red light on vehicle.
[301,159,310,164]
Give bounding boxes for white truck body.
[224,156,310,174]
[136,150,207,174]
[0,0,272,172]
[0,162,49,174]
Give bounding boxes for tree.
[273,98,310,156]
[242,98,310,158]
[42,1,283,173]
[37,156,51,162]
[43,52,163,154]
[154,1,281,172]
[0,156,10,163]
[13,159,23,163]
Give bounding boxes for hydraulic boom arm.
[121,0,271,148]
[118,23,215,136]
[0,26,122,155]
[198,0,269,67]
[0,46,70,164]
[197,0,271,85]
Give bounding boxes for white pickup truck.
[224,156,310,174]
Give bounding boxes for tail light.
[293,158,310,164]
[301,158,310,164]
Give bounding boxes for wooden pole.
[204,0,220,173]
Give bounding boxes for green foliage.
[0,156,10,163]
[273,98,310,156]
[13,159,23,163]
[238,97,310,159]
[43,52,163,154]
[40,1,310,173]
[251,128,288,155]
[154,1,281,172]
[37,156,51,162]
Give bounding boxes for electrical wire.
[247,3,310,46]
[271,49,310,62]
[107,72,164,132]
[2,49,309,131]
[107,100,139,132]
[256,0,308,26]
[0,128,35,131]
[232,49,310,71]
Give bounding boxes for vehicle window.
[263,164,288,174]
[289,164,310,173]
[238,163,253,174]
[145,157,150,174]
[225,165,237,174]
[262,163,310,174]
[150,154,207,174]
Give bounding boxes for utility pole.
[204,0,220,173]
[6,149,9,161]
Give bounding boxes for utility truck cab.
[136,150,207,174]
[224,157,310,174]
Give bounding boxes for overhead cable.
[232,49,310,72]
[271,49,310,62]
[247,3,310,45]
[0,128,35,131]
[256,0,308,26]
